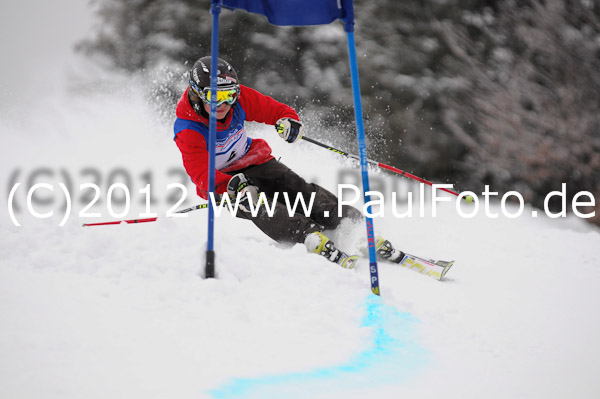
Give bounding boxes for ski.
[375,236,454,280]
[393,253,454,281]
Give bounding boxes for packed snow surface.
[1,77,599,399]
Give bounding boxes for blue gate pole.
[205,0,222,279]
[346,31,380,296]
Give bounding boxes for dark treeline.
[77,0,600,224]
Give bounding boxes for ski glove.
[275,118,303,143]
[227,173,262,213]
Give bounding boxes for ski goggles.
[191,83,239,106]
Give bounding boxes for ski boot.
[375,236,406,264]
[304,232,359,269]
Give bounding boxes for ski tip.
[440,260,455,280]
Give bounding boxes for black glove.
[227,173,261,213]
[275,118,303,143]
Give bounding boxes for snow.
[2,60,600,399]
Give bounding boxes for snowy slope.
[2,73,600,399]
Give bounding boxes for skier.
[173,56,368,268]
[172,55,450,278]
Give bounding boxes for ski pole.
[82,203,208,227]
[301,136,468,200]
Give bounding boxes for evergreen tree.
[77,0,600,224]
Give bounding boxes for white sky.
[0,0,93,105]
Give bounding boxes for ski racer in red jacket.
[174,57,389,269]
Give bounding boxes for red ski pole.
[301,136,468,200]
[82,203,208,227]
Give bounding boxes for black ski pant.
[228,159,362,244]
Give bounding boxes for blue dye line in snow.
[209,295,428,398]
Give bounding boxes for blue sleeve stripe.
[174,118,208,140]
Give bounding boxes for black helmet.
[189,56,240,105]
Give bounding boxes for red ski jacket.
[174,85,299,198]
